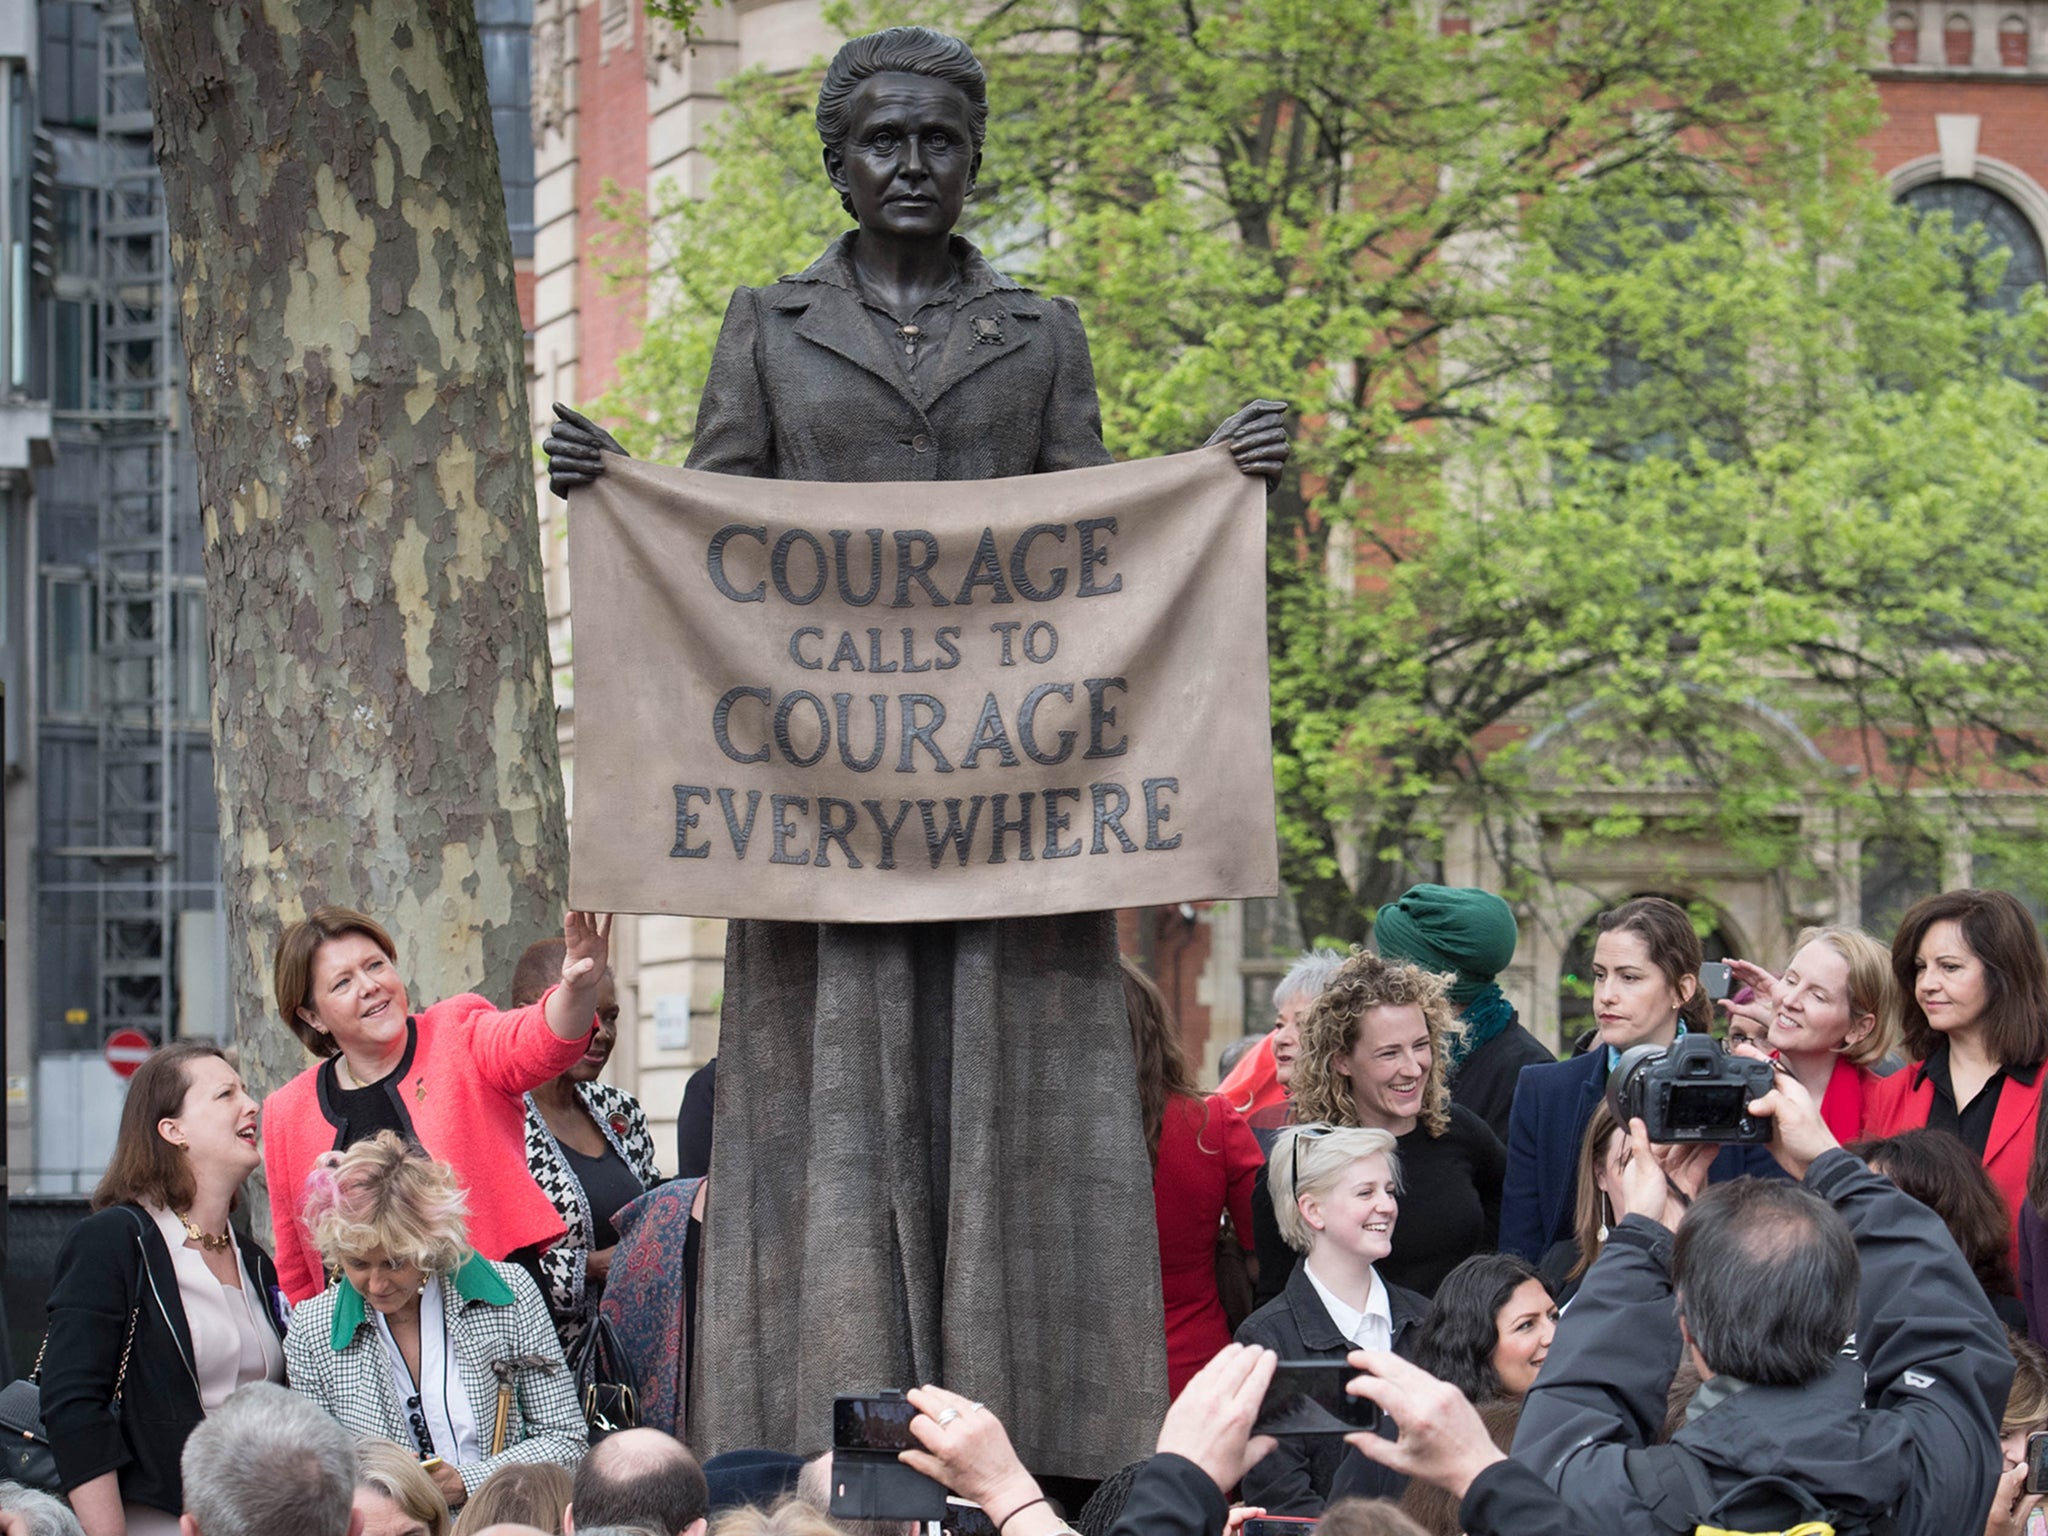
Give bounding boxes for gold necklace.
[175,1212,233,1252]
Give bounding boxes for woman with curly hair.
[1283,953,1505,1297]
[284,1133,587,1512]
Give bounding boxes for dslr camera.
[1605,1033,1774,1144]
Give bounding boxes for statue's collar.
[785,232,1025,302]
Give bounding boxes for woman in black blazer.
[1235,1123,1427,1514]
[42,1042,287,1536]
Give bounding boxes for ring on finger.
[937,1408,961,1427]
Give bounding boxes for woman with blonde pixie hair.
[1235,1124,1428,1514]
[1723,924,1901,1142]
[1285,954,1503,1297]
[355,1437,454,1536]
[285,1134,586,1513]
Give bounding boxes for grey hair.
[1273,948,1349,1014]
[816,27,989,154]
[181,1382,356,1536]
[0,1482,85,1536]
[1268,1124,1401,1253]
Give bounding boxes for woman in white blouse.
[43,1043,288,1536]
[285,1133,585,1511]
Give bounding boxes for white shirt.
[1303,1259,1393,1352]
[372,1275,484,1465]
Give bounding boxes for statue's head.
[818,28,988,234]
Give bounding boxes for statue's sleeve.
[686,286,775,476]
[1036,295,1115,473]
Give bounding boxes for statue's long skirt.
[692,912,1169,1477]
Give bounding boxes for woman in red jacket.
[1124,957,1265,1395]
[1723,925,1900,1145]
[1866,888,2048,1271]
[261,906,609,1302]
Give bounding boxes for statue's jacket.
[687,231,1115,484]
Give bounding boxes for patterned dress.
[522,1079,661,1350]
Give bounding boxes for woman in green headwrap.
[1373,884,1554,1142]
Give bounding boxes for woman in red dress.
[1866,888,2048,1273]
[1124,958,1265,1395]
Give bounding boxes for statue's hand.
[543,403,630,499]
[1204,399,1290,491]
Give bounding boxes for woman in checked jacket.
[284,1133,585,1512]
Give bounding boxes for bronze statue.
[546,26,1287,1476]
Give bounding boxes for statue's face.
[826,71,980,242]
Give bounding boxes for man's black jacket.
[1510,1149,2013,1535]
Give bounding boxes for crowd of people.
[11,878,2048,1536]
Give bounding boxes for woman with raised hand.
[261,906,611,1304]
[285,1134,586,1512]
[1867,889,2048,1268]
[1286,954,1503,1298]
[1720,925,1900,1144]
[43,1044,286,1536]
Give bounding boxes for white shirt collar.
[1303,1259,1392,1352]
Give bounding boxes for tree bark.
[129,4,567,1115]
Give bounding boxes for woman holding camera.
[1285,953,1504,1297]
[1720,926,1900,1144]
[1499,896,1774,1262]
[1867,889,2048,1271]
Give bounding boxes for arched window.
[2001,15,2030,68]
[1900,178,2048,313]
[1946,10,1975,65]
[1890,10,1920,65]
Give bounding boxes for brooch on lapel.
[608,1112,630,1137]
[415,1077,427,1103]
[971,316,1004,347]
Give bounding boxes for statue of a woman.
[547,26,1286,1476]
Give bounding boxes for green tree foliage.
[607,0,2048,944]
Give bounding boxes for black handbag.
[0,1297,142,1495]
[567,1309,639,1441]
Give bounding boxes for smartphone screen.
[2027,1430,2048,1495]
[1698,962,1734,1001]
[833,1393,919,1453]
[1251,1360,1381,1436]
[1241,1520,1318,1536]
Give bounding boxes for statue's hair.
[816,27,989,154]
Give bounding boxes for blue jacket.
[1500,1050,1778,1263]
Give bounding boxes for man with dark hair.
[565,1428,709,1536]
[1509,1066,2012,1535]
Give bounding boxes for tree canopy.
[608,0,2048,944]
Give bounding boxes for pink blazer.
[261,991,592,1302]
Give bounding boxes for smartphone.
[1251,1360,1382,1437]
[2026,1429,2048,1495]
[943,1500,999,1536]
[833,1392,920,1453]
[1241,1520,1318,1536]
[1699,962,1735,1002]
[829,1391,948,1523]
